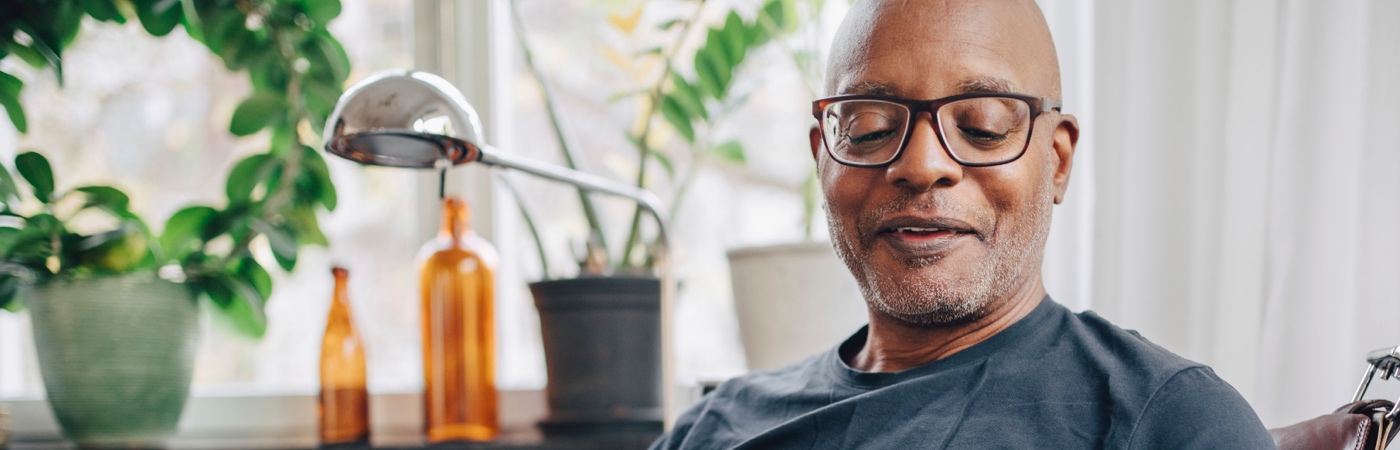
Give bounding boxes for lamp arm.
[476,144,670,244]
[473,143,681,430]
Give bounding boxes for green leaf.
[605,88,648,104]
[6,223,56,258]
[300,147,337,210]
[220,275,268,337]
[301,79,341,130]
[633,46,664,57]
[660,94,695,143]
[761,0,796,32]
[287,207,327,246]
[720,12,748,66]
[251,219,297,271]
[14,29,63,81]
[5,43,49,69]
[669,74,707,120]
[248,59,289,94]
[208,203,251,240]
[196,275,233,307]
[161,206,217,262]
[303,35,350,84]
[178,0,203,41]
[0,275,20,312]
[76,224,153,273]
[225,153,275,205]
[0,163,21,205]
[84,0,127,23]
[74,186,131,215]
[695,45,731,99]
[694,46,724,99]
[712,140,747,164]
[218,25,266,71]
[0,227,22,256]
[15,152,54,202]
[272,245,297,272]
[234,257,272,303]
[194,8,241,54]
[650,148,675,179]
[229,91,286,136]
[657,18,684,30]
[707,45,733,95]
[0,71,28,133]
[746,18,770,47]
[133,0,185,36]
[302,0,342,26]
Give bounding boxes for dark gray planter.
[25,274,198,448]
[530,276,662,437]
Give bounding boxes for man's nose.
[885,112,963,190]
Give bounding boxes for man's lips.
[873,216,979,256]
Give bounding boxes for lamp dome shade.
[323,70,485,168]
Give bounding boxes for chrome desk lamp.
[323,70,679,428]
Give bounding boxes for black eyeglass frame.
[812,92,1063,168]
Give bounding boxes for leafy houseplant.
[511,0,819,275]
[509,0,824,435]
[0,0,349,335]
[0,0,349,445]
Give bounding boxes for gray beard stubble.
[826,165,1056,325]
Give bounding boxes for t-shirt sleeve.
[648,395,712,450]
[1127,366,1277,450]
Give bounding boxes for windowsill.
[2,389,550,449]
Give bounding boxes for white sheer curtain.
[1039,0,1400,428]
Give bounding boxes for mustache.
[857,192,990,243]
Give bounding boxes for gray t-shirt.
[651,297,1276,449]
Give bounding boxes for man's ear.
[1051,114,1079,204]
[809,124,823,161]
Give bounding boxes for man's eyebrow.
[840,81,901,96]
[957,77,1016,94]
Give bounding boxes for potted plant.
[507,0,817,435]
[0,0,348,446]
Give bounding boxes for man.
[651,0,1276,448]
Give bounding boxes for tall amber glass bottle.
[320,267,370,445]
[418,197,499,442]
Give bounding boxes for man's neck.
[849,278,1047,373]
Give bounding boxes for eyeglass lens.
[822,97,1032,166]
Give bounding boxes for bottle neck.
[439,197,472,241]
[331,268,351,310]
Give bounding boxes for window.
[0,0,432,398]
[2,0,856,439]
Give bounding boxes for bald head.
[825,0,1062,101]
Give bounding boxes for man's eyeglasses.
[812,93,1062,168]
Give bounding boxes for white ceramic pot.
[727,242,867,372]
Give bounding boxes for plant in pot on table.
[506,0,814,436]
[0,0,348,447]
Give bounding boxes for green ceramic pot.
[25,274,198,448]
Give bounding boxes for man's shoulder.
[1048,306,1206,383]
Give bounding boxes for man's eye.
[959,127,1007,144]
[851,128,896,144]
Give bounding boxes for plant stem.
[620,0,707,270]
[508,0,612,268]
[497,173,551,277]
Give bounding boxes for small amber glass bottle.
[319,267,370,445]
[418,197,500,442]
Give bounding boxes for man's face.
[815,0,1076,325]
